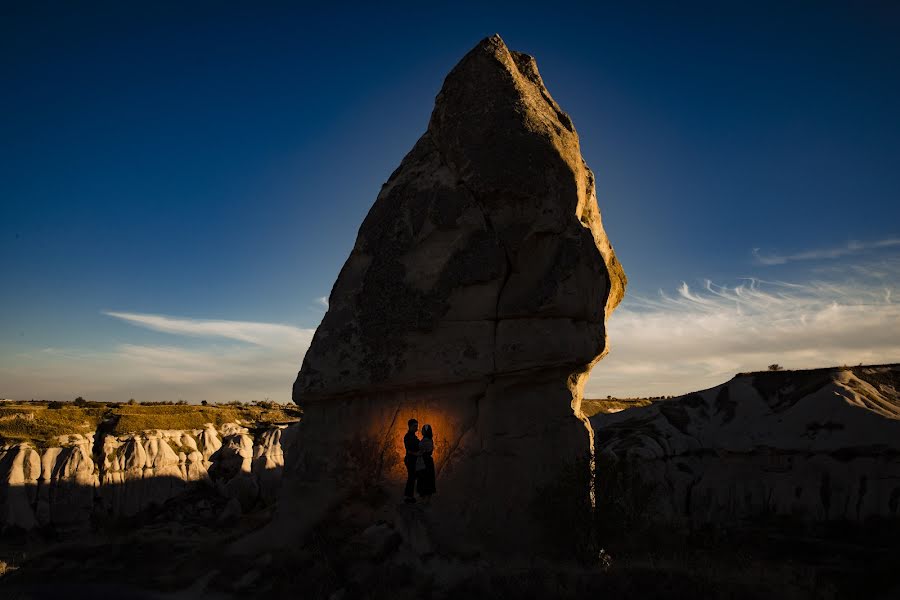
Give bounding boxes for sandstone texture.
[0,421,294,532]
[592,365,900,525]
[292,35,625,550]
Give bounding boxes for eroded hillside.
[0,401,300,532]
[592,364,900,525]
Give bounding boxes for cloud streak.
[753,238,900,265]
[586,265,900,398]
[104,311,313,350]
[5,264,899,404]
[1,314,316,403]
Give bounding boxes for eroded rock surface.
[592,365,900,525]
[292,35,625,551]
[0,422,293,532]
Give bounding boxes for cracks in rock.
[427,134,513,378]
[378,402,403,480]
[425,129,603,501]
[436,384,485,480]
[92,412,119,479]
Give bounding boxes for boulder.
[292,34,625,552]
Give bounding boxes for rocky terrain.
[0,403,298,533]
[592,364,900,526]
[290,33,625,554]
[3,366,898,598]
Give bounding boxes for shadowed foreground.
[1,366,898,598]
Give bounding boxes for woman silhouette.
[416,423,436,501]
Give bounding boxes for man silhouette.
[403,418,419,503]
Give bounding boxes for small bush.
[530,452,596,562]
[594,454,660,545]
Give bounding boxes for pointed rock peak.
[291,37,625,553]
[470,34,541,85]
[432,35,572,141]
[476,33,509,54]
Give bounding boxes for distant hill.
[591,363,900,525]
[0,400,300,448]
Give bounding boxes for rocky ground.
[2,478,895,599]
[1,366,898,598]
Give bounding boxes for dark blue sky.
[2,2,899,401]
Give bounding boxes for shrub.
[73,396,87,406]
[344,435,391,494]
[595,455,659,534]
[767,364,784,371]
[530,452,596,562]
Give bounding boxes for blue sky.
[2,2,899,402]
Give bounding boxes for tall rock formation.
[292,35,625,551]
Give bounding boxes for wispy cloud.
[5,264,900,404]
[103,311,312,350]
[586,263,900,398]
[753,237,900,265]
[315,296,329,309]
[1,314,316,403]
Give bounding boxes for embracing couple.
[403,418,436,504]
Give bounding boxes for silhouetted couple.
[403,418,436,504]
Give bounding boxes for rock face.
[0,422,294,532]
[592,365,900,525]
[292,35,625,551]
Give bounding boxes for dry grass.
[109,404,292,434]
[0,401,300,447]
[0,404,105,447]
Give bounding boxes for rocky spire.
[291,34,626,553]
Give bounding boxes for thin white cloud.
[0,314,316,403]
[0,341,304,402]
[315,296,329,309]
[586,264,900,399]
[753,237,900,265]
[6,263,900,404]
[103,311,312,350]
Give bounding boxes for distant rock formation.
[0,422,295,532]
[592,365,900,525]
[292,35,625,551]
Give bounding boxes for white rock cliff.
[592,365,900,525]
[0,421,293,532]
